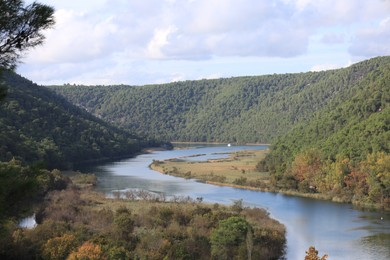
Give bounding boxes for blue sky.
[18,0,390,85]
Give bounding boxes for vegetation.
[261,57,390,209]
[0,71,153,169]
[0,180,286,260]
[50,57,389,144]
[0,159,68,222]
[0,0,55,70]
[151,150,272,190]
[0,0,55,102]
[0,2,288,259]
[304,246,328,260]
[46,56,390,209]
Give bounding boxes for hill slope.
[266,57,389,167]
[49,57,390,144]
[257,57,389,208]
[0,72,144,169]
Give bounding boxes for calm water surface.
[81,144,390,260]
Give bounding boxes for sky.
[17,0,390,86]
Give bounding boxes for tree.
[0,0,55,101]
[67,241,106,260]
[0,0,55,70]
[0,79,6,101]
[290,148,323,192]
[42,233,78,260]
[304,246,328,260]
[210,216,251,259]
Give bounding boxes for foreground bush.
[1,186,286,259]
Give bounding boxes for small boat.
[227,143,231,147]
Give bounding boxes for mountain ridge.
[0,72,149,169]
[49,56,390,144]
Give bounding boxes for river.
[81,144,390,260]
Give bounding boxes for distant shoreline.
[171,141,270,146]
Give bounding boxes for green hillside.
[0,72,145,169]
[266,70,389,170]
[49,57,390,144]
[259,57,390,207]
[48,56,390,208]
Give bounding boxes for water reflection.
[19,214,37,229]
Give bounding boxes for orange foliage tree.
[42,233,78,260]
[290,148,323,192]
[305,246,328,260]
[67,241,106,260]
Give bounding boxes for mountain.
[0,72,145,169]
[257,57,389,208]
[49,57,390,144]
[48,56,390,207]
[265,59,389,172]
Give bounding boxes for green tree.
[0,0,55,101]
[210,216,251,260]
[114,207,134,241]
[0,0,55,70]
[0,79,6,101]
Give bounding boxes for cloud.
[310,63,341,72]
[349,17,390,57]
[18,0,390,85]
[147,26,178,59]
[25,9,120,64]
[320,33,345,44]
[24,0,390,63]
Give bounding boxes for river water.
[81,144,390,260]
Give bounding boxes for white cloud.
[310,63,341,72]
[349,17,390,57]
[320,33,345,44]
[25,9,120,64]
[18,0,390,85]
[147,26,178,59]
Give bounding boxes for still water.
[82,144,390,260]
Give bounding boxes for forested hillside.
[50,57,390,143]
[0,72,145,169]
[48,56,390,208]
[260,57,390,208]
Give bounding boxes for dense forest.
[260,56,390,208]
[0,71,156,169]
[0,71,149,236]
[50,57,389,144]
[50,56,390,208]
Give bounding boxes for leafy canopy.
[0,0,55,70]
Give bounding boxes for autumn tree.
[362,152,390,207]
[67,241,106,260]
[304,246,328,260]
[42,233,78,260]
[290,148,323,192]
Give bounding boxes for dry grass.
[150,150,272,190]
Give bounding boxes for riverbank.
[150,149,387,211]
[150,149,270,186]
[4,173,286,260]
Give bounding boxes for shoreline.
[149,152,387,211]
[171,141,271,146]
